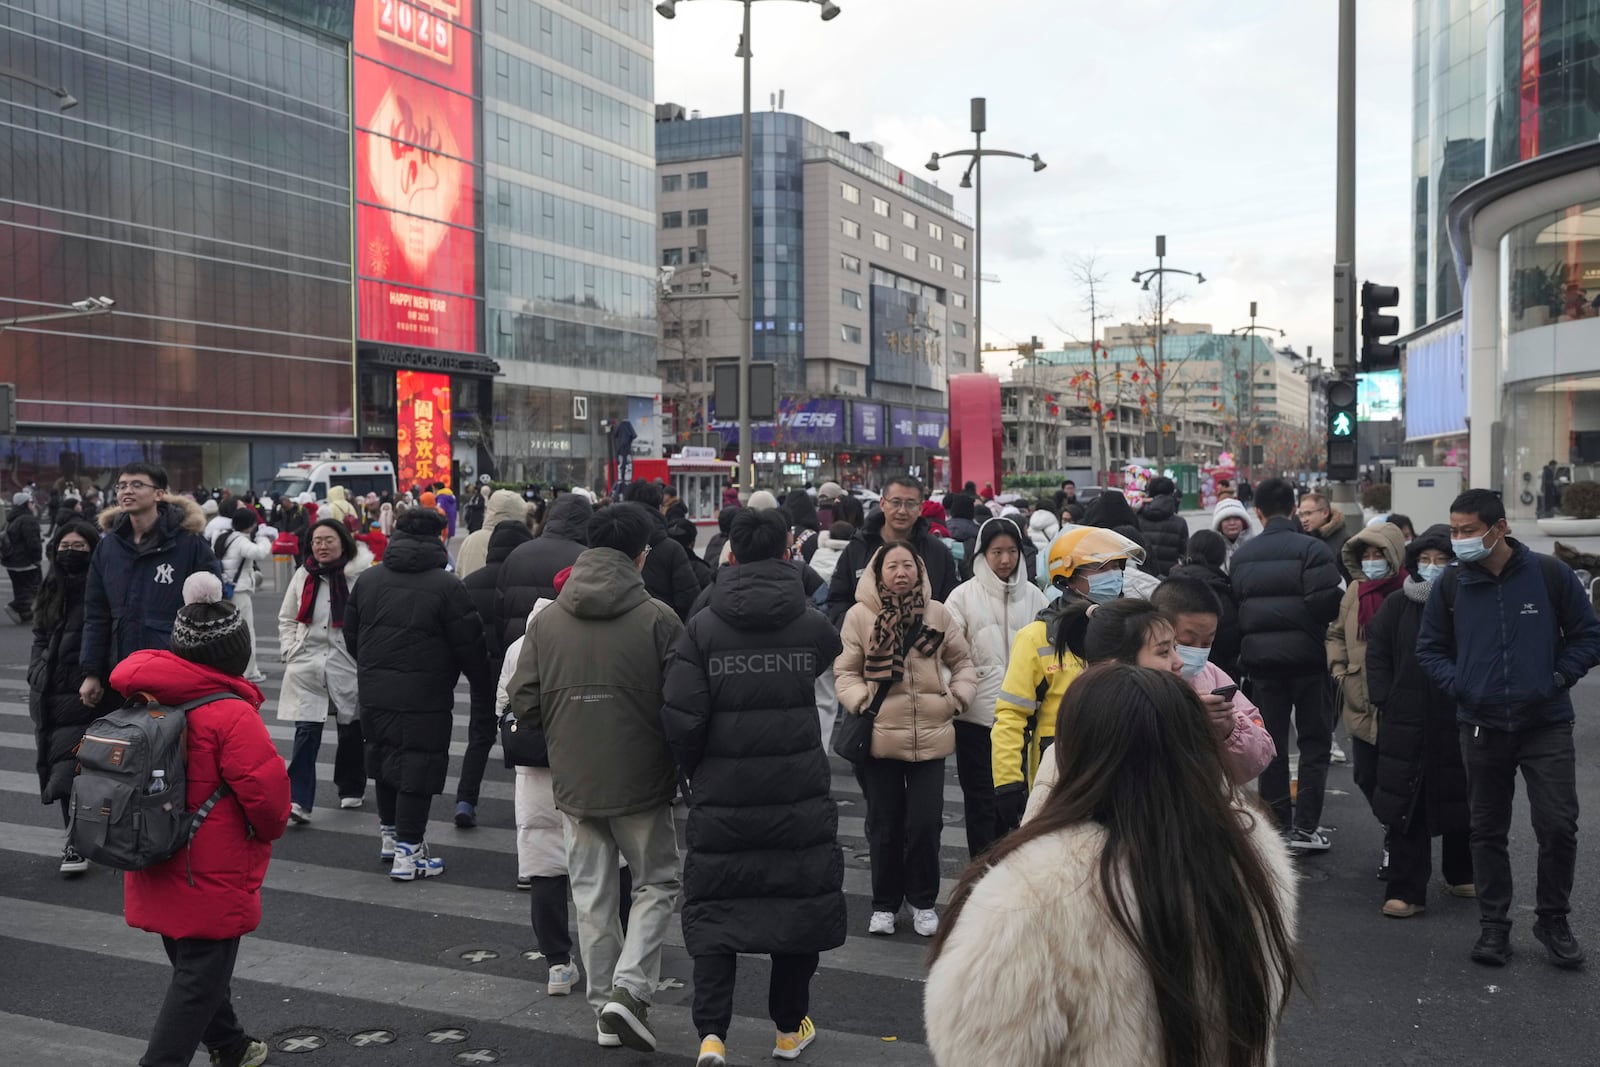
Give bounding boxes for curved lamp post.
[1130,235,1204,467]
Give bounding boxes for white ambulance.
[266,452,397,505]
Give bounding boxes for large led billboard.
[396,370,453,491]
[354,0,478,354]
[1358,369,1401,421]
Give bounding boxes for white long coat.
[275,547,373,723]
[942,546,1047,726]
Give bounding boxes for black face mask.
[55,549,91,575]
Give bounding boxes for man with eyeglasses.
[1297,491,1351,584]
[824,476,957,625]
[79,463,218,706]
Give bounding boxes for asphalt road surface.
[3,566,1600,1066]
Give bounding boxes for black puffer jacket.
[643,509,703,620]
[1168,560,1241,679]
[1366,581,1469,835]
[344,532,491,794]
[496,494,591,651]
[824,511,957,624]
[30,578,115,803]
[1228,516,1343,676]
[1136,494,1189,577]
[661,557,846,956]
[3,503,41,569]
[463,520,534,660]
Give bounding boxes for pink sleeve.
[1221,690,1275,785]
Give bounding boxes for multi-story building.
[1404,0,1600,516]
[655,107,974,487]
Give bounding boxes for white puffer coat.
[943,536,1047,727]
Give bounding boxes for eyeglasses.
[114,481,155,492]
[882,498,921,511]
[1296,507,1325,518]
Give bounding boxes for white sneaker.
[1329,740,1348,764]
[597,1021,622,1048]
[547,961,579,996]
[390,841,444,881]
[378,825,397,863]
[288,802,311,825]
[339,796,363,809]
[868,911,896,936]
[912,908,939,937]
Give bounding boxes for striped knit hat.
[170,572,252,676]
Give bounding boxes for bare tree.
[657,283,710,444]
[1052,254,1137,477]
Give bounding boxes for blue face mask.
[1176,643,1210,679]
[1360,559,1390,581]
[1085,569,1124,604]
[1452,530,1497,563]
[1417,562,1447,583]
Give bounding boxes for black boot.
[1471,925,1512,967]
[1532,917,1586,969]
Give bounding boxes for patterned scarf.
[297,555,350,628]
[865,583,927,683]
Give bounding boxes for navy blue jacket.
[1416,539,1600,731]
[80,498,218,682]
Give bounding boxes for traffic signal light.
[1360,281,1400,372]
[1326,378,1358,481]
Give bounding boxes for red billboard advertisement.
[354,0,478,354]
[396,370,453,491]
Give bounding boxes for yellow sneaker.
[696,1034,727,1067]
[773,1016,816,1060]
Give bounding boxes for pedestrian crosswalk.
[0,599,959,1066]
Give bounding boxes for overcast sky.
[654,0,1414,372]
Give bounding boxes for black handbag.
[832,682,889,764]
[499,709,548,768]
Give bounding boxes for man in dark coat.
[662,508,844,1064]
[825,476,957,624]
[624,480,703,620]
[344,508,491,880]
[1229,477,1343,850]
[1296,490,1352,583]
[1135,475,1189,577]
[4,490,43,623]
[455,518,534,827]
[496,493,591,652]
[703,505,739,572]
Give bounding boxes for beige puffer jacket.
[835,551,977,762]
[1326,521,1407,744]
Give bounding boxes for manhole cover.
[278,1034,327,1054]
[347,1030,396,1047]
[427,1028,470,1044]
[521,949,545,961]
[460,949,500,963]
[453,1051,500,1065]
[656,977,685,992]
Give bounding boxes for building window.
[837,367,859,386]
[872,197,889,217]
[662,248,683,266]
[841,288,863,310]
[841,218,860,239]
[952,322,968,338]
[902,243,918,262]
[873,231,891,250]
[841,181,860,203]
[687,208,708,226]
[902,209,917,228]
[661,174,682,192]
[953,233,967,250]
[841,324,862,343]
[688,171,708,189]
[953,263,967,279]
[928,253,943,271]
[840,252,861,273]
[953,292,967,309]
[663,211,682,229]
[688,247,706,263]
[928,221,943,240]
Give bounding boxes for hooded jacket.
[661,557,846,957]
[496,494,592,651]
[641,509,704,620]
[213,525,272,595]
[455,489,529,579]
[1416,538,1600,732]
[1135,493,1189,577]
[1210,498,1257,571]
[462,519,535,660]
[30,565,117,803]
[82,497,217,681]
[111,650,289,941]
[324,484,357,527]
[276,545,374,724]
[824,509,959,624]
[3,500,41,569]
[1326,522,1408,744]
[1312,506,1352,582]
[834,552,977,763]
[1228,516,1344,677]
[943,518,1048,727]
[509,547,686,818]
[806,529,849,588]
[343,530,491,795]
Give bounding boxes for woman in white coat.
[213,509,274,683]
[278,519,374,823]
[942,516,1045,857]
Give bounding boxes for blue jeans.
[286,715,367,811]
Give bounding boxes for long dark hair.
[930,664,1298,1067]
[1051,595,1171,666]
[34,519,101,630]
[307,518,357,564]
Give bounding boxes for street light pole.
[1227,301,1286,473]
[1132,236,1204,469]
[0,63,77,109]
[0,295,115,331]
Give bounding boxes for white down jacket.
[942,533,1048,727]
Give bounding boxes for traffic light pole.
[1328,0,1361,534]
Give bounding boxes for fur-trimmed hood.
[98,495,206,536]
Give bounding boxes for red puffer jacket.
[109,650,290,940]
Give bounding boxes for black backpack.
[70,693,235,878]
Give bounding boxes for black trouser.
[953,720,998,857]
[529,867,633,967]
[333,718,367,800]
[1253,673,1332,833]
[1351,736,1379,809]
[692,952,819,1038]
[854,756,945,912]
[140,935,246,1067]
[1385,784,1473,906]
[7,566,39,618]
[375,781,432,843]
[1460,721,1579,927]
[455,676,500,807]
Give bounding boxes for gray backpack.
[70,693,234,876]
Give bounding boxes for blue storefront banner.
[890,407,949,450]
[853,402,885,447]
[709,397,847,446]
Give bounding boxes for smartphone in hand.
[1210,684,1239,700]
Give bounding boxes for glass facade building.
[1,0,356,492]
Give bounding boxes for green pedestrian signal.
[1325,378,1359,481]
[1331,411,1353,437]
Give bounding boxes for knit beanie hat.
[747,490,780,511]
[170,572,252,676]
[395,508,446,538]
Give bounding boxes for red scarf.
[1356,574,1404,638]
[297,556,350,628]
